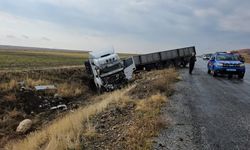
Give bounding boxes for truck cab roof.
[89,48,114,59]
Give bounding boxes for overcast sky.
[0,0,249,54]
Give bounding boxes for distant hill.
[235,49,250,63]
[0,45,88,52]
[238,49,250,55]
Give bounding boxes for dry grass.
[83,118,97,138]
[0,78,48,92]
[5,86,133,150]
[57,83,85,97]
[136,93,167,112]
[0,79,18,91]
[3,93,17,102]
[125,93,168,149]
[0,78,86,98]
[8,109,23,118]
[151,68,178,92]
[25,78,49,87]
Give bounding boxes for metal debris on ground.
[35,85,57,91]
[50,104,68,111]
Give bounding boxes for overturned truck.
[84,48,136,93]
[85,46,196,92]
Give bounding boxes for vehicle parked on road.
[207,52,246,78]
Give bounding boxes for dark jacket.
[189,55,196,65]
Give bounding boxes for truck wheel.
[228,74,233,79]
[238,73,244,79]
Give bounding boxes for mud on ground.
[0,67,94,148]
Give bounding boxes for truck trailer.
[133,46,196,70]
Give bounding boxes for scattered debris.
[34,85,56,91]
[16,119,32,133]
[0,67,92,148]
[50,104,67,111]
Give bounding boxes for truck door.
[123,57,136,80]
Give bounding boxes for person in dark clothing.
[189,52,196,74]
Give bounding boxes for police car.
[207,52,246,79]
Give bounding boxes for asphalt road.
[155,58,250,150]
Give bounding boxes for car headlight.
[240,63,245,67]
[216,63,223,66]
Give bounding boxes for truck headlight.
[240,63,245,67]
[96,69,100,75]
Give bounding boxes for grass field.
[0,49,88,70]
[0,49,132,71]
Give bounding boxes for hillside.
[238,49,250,63]
[238,49,250,55]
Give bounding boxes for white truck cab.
[85,48,135,93]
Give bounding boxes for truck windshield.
[100,63,122,74]
[216,54,239,61]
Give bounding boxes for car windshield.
[100,63,122,74]
[216,54,239,61]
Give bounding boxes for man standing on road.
[189,52,196,74]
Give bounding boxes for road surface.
[155,59,250,150]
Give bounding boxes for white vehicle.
[85,48,136,93]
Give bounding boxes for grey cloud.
[6,34,17,39]
[22,35,29,39]
[41,37,51,41]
